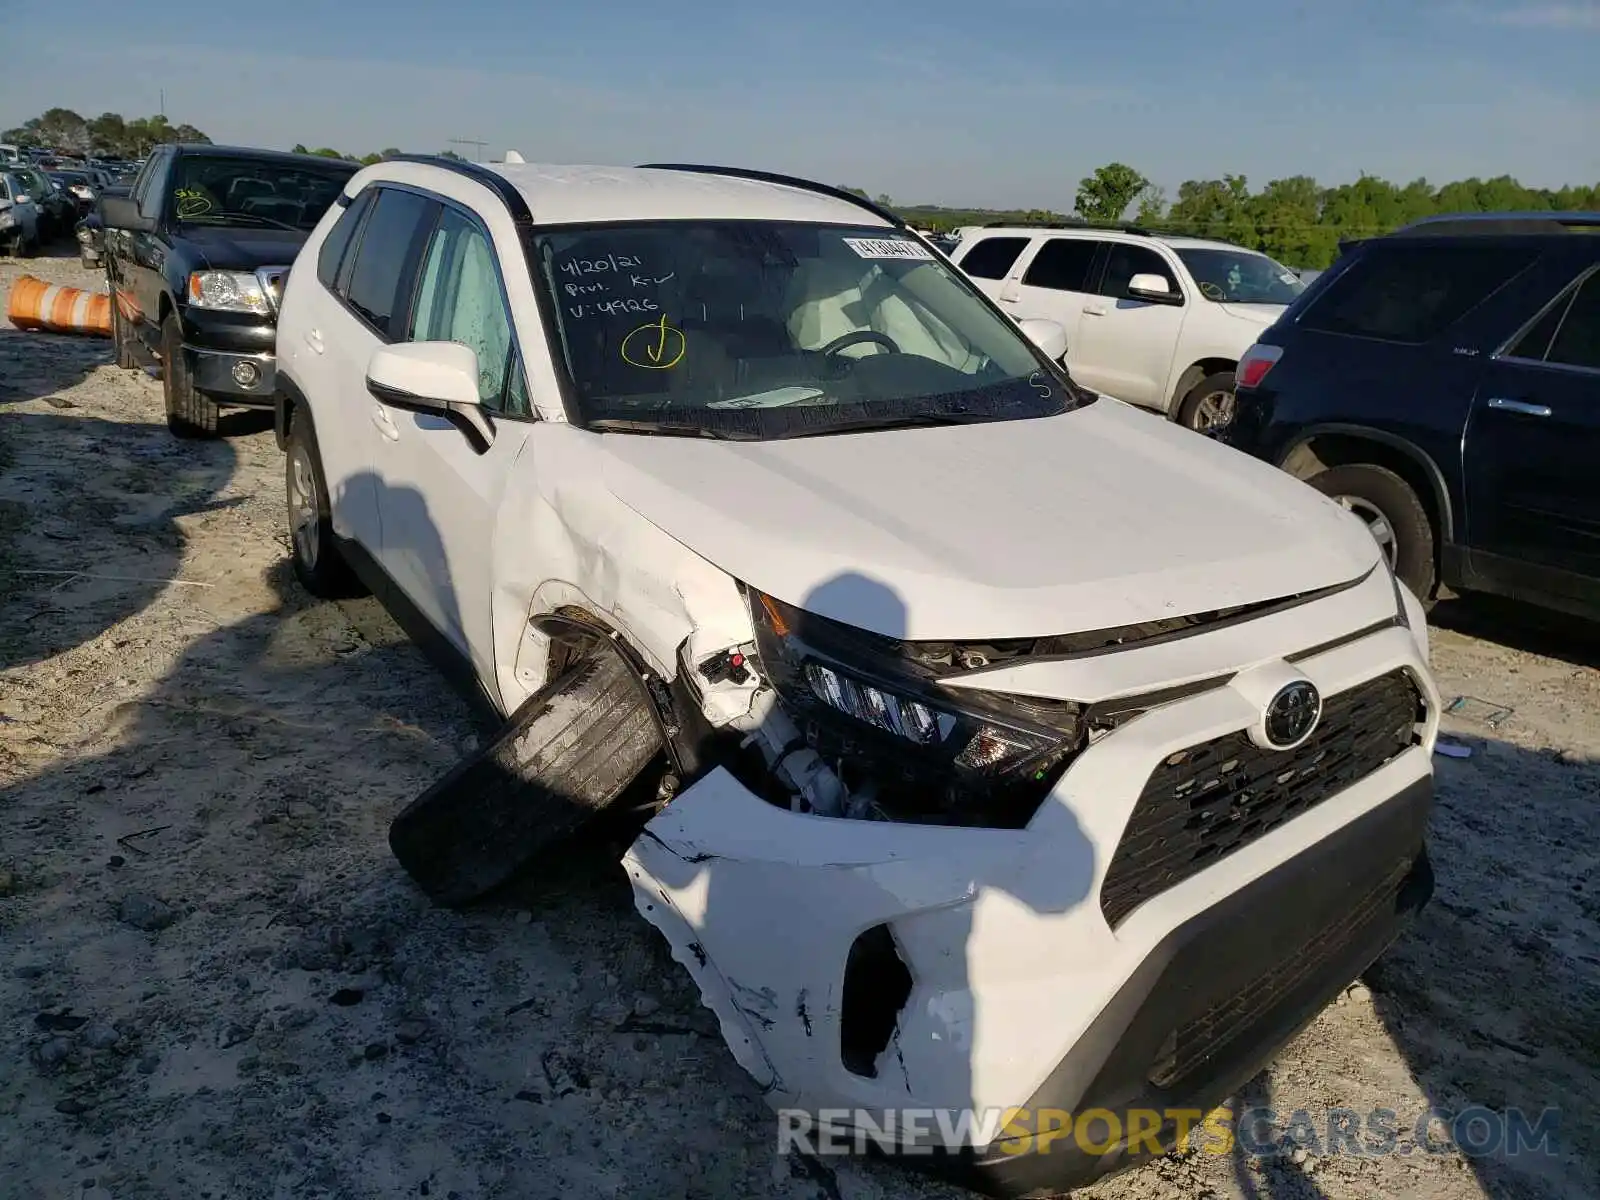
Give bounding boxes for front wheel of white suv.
[285,410,367,599]
[1178,370,1238,434]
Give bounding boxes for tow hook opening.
[840,924,913,1079]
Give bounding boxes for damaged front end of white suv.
[374,191,1438,1198]
[388,407,1437,1200]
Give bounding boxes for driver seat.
[785,257,966,362]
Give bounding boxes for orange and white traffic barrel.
[6,275,113,337]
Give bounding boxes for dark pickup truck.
[101,144,359,436]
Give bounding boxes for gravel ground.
[1,251,1597,1200]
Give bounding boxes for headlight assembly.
[746,588,1085,825]
[188,270,271,315]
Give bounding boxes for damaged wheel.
[389,648,667,907]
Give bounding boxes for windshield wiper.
[586,417,760,440]
[182,213,301,232]
[767,411,1005,440]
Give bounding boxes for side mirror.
[366,341,495,454]
[1127,273,1181,304]
[101,195,157,233]
[1017,317,1069,362]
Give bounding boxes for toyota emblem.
[1264,680,1322,749]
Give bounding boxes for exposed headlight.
[188,271,271,315]
[0,211,14,229]
[747,588,1084,825]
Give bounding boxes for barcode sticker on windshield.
[843,237,935,261]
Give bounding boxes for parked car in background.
[956,223,1306,431]
[100,142,359,436]
[6,163,74,240]
[272,155,1438,1198]
[0,171,40,255]
[49,169,97,217]
[1224,211,1600,621]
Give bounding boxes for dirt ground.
[1,251,1596,1200]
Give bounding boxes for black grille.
[1147,854,1415,1089]
[1101,669,1424,928]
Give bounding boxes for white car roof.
[469,163,894,228]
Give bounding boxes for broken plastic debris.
[1434,741,1472,760]
[1444,695,1514,729]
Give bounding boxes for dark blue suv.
[1223,212,1600,621]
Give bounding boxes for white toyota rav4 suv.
[955,225,1307,432]
[273,156,1437,1195]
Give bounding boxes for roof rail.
[983,218,1156,236]
[636,163,905,228]
[381,153,536,225]
[1388,211,1600,238]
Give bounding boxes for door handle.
[304,328,324,354]
[997,295,1020,305]
[371,405,400,442]
[1486,397,1552,418]
[1082,303,1108,317]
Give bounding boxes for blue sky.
[3,0,1596,209]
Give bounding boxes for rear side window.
[1022,239,1098,292]
[343,187,436,340]
[1546,272,1600,371]
[316,188,373,290]
[958,236,1029,280]
[1299,245,1536,343]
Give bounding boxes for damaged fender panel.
[623,767,1039,1115]
[490,423,753,714]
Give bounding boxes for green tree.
[1074,162,1151,223]
[1133,183,1166,225]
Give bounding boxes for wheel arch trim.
[1276,423,1455,544]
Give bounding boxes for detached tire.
[389,650,665,907]
[161,314,221,438]
[1307,463,1437,604]
[1178,370,1237,434]
[284,410,365,599]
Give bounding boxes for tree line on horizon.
[7,109,1594,271]
[855,162,1600,270]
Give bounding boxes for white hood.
[599,398,1379,641]
[1217,301,1285,325]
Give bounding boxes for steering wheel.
[820,330,901,357]
[1199,281,1226,302]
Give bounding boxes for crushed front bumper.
[623,620,1438,1197]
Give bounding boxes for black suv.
[101,144,359,436]
[1224,212,1600,622]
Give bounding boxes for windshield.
[1175,248,1307,306]
[531,221,1081,439]
[169,155,356,231]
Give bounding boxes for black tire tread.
[1308,462,1437,604]
[162,314,220,438]
[284,411,364,600]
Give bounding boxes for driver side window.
[408,206,530,416]
[1098,244,1176,300]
